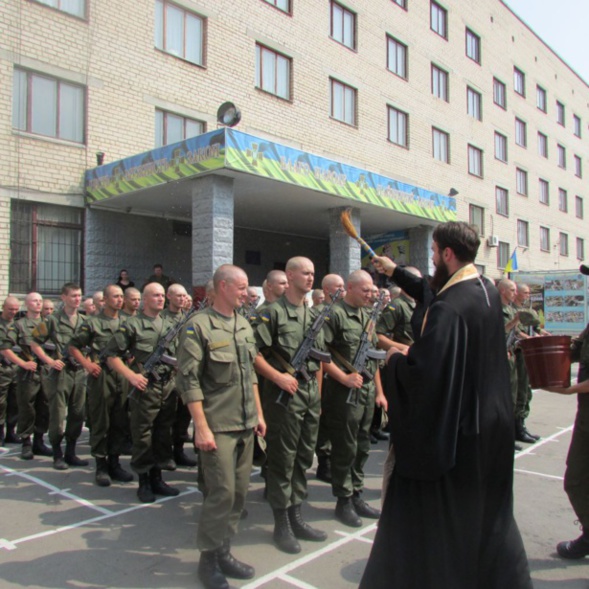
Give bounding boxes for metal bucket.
[519,335,571,389]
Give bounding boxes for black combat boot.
[521,419,540,441]
[64,438,89,466]
[149,467,180,496]
[173,443,197,467]
[4,425,21,444]
[272,508,301,554]
[335,496,362,528]
[95,457,111,487]
[557,531,589,559]
[352,491,381,519]
[137,472,155,503]
[198,549,229,589]
[52,441,68,471]
[32,433,52,456]
[108,455,133,482]
[288,504,328,541]
[217,539,255,579]
[316,456,332,483]
[21,437,34,460]
[515,418,537,444]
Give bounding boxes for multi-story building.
[1,0,587,297]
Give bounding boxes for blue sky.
[504,0,589,85]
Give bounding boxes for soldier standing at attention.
[177,264,265,589]
[258,270,289,311]
[322,270,388,527]
[0,296,23,445]
[68,285,133,487]
[254,256,327,554]
[104,282,179,503]
[121,287,141,318]
[0,293,50,459]
[31,283,88,470]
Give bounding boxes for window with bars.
[493,77,506,108]
[467,87,481,120]
[559,233,569,256]
[494,132,507,162]
[496,186,508,216]
[10,201,83,294]
[537,132,548,158]
[514,67,525,97]
[540,227,550,252]
[465,28,480,63]
[330,1,356,50]
[155,0,205,66]
[256,44,291,100]
[330,78,356,126]
[432,127,449,162]
[155,109,205,147]
[387,36,407,79]
[539,179,549,205]
[388,106,408,147]
[430,1,447,38]
[431,64,449,101]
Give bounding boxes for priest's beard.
[430,259,451,291]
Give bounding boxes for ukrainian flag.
[503,248,518,275]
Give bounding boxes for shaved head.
[285,256,312,272]
[213,264,247,289]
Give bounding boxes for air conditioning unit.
[487,235,499,247]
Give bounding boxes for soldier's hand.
[275,373,298,395]
[376,393,388,412]
[23,361,37,372]
[344,373,364,389]
[255,418,267,438]
[85,362,102,378]
[129,373,149,390]
[195,427,217,451]
[51,359,65,371]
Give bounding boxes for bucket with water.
[519,335,571,389]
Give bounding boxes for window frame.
[255,43,292,101]
[467,144,483,178]
[558,188,568,213]
[537,131,548,158]
[574,114,582,138]
[557,143,566,169]
[33,0,86,18]
[262,0,290,13]
[469,204,484,235]
[431,63,449,101]
[517,219,529,248]
[329,77,357,126]
[494,131,507,163]
[430,1,448,39]
[556,101,565,126]
[387,35,408,80]
[498,241,510,270]
[574,155,582,178]
[515,117,527,148]
[493,77,506,109]
[496,186,509,217]
[539,178,549,205]
[577,237,585,261]
[432,127,450,163]
[330,1,357,51]
[387,105,409,148]
[465,28,481,64]
[516,168,528,196]
[154,108,205,148]
[540,226,550,252]
[467,86,482,120]
[575,195,584,219]
[513,67,525,97]
[536,85,547,112]
[559,232,569,257]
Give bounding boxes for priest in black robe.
[360,221,532,589]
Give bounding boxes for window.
[496,186,508,216]
[388,106,408,147]
[12,68,85,143]
[537,132,548,158]
[539,179,549,205]
[330,1,356,50]
[515,118,527,147]
[514,67,525,97]
[557,144,566,169]
[577,237,585,261]
[330,78,356,126]
[155,0,205,66]
[559,233,569,256]
[387,36,407,79]
[392,0,407,6]
[493,77,506,108]
[498,242,510,269]
[155,109,204,148]
[467,87,481,120]
[263,0,290,12]
[35,0,86,18]
[432,127,449,162]
[556,101,565,125]
[536,85,547,112]
[494,132,507,162]
[431,64,449,101]
[465,28,480,63]
[517,220,529,248]
[468,145,483,177]
[574,114,582,138]
[574,155,582,178]
[430,1,447,38]
[469,204,484,235]
[516,168,528,196]
[540,227,550,252]
[575,195,584,219]
[558,188,568,212]
[256,44,291,100]
[10,201,83,294]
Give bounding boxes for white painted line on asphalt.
[514,468,564,481]
[514,425,573,459]
[333,530,374,544]
[241,523,377,589]
[0,487,200,551]
[278,574,319,589]
[0,539,17,551]
[0,464,112,515]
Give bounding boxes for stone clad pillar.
[329,206,362,278]
[408,225,435,277]
[191,175,234,295]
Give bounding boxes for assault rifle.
[346,291,387,406]
[128,309,196,399]
[276,288,343,408]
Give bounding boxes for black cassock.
[360,274,532,589]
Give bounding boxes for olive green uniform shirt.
[376,295,415,346]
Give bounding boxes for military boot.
[149,467,180,496]
[108,455,133,482]
[173,443,197,467]
[316,456,332,483]
[21,436,34,460]
[64,438,89,467]
[352,491,381,519]
[95,457,111,487]
[32,433,52,456]
[198,550,229,589]
[217,539,255,579]
[272,508,301,554]
[515,418,537,444]
[137,472,155,503]
[288,504,327,541]
[4,425,20,444]
[557,532,589,559]
[52,441,68,471]
[335,497,362,528]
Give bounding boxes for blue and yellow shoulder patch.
[186,326,195,335]
[259,312,270,323]
[386,304,396,311]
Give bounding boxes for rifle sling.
[327,345,357,374]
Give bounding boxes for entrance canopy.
[84,129,456,240]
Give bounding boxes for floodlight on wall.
[448,188,459,196]
[96,151,105,166]
[217,102,241,127]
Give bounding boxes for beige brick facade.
[0,0,587,296]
